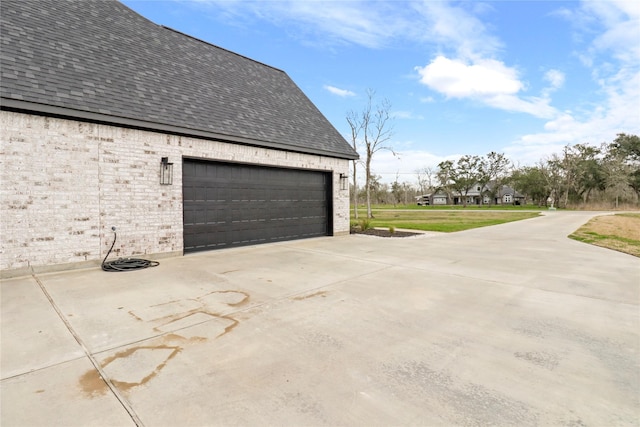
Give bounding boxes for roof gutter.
[1,98,360,160]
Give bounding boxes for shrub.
[359,218,373,231]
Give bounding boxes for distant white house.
[416,183,525,206]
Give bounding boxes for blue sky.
[122,0,639,184]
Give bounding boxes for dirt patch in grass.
[569,213,640,257]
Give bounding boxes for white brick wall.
[1,111,351,275]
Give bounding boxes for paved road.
[1,211,638,426]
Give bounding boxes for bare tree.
[540,157,564,208]
[347,89,395,218]
[346,110,363,219]
[391,172,406,207]
[416,166,436,195]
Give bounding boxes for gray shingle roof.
[0,0,358,160]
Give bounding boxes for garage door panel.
[183,160,331,253]
[183,208,199,225]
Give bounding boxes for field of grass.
[569,213,640,257]
[351,209,541,232]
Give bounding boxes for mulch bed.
[350,228,422,238]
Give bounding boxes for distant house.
[0,0,358,277]
[416,184,525,206]
[416,189,449,205]
[486,184,526,205]
[432,192,449,205]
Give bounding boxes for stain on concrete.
[154,310,216,331]
[220,290,250,306]
[80,289,251,397]
[79,368,109,397]
[162,333,187,342]
[198,290,249,307]
[154,310,238,338]
[127,310,143,321]
[149,299,181,308]
[127,289,250,339]
[101,345,181,393]
[293,291,328,300]
[219,315,239,336]
[164,333,207,343]
[130,290,249,324]
[78,336,210,398]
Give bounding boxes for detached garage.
[0,0,358,277]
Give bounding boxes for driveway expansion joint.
[31,272,145,427]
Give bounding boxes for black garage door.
[183,159,332,253]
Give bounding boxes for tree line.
[351,133,639,210]
[510,134,639,208]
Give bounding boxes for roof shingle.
[0,0,358,159]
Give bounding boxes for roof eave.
[1,98,360,161]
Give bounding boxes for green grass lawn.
[351,209,541,232]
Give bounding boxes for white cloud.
[416,56,522,98]
[195,0,415,49]
[485,94,556,119]
[412,1,502,60]
[410,2,562,120]
[192,0,501,54]
[576,1,640,63]
[324,85,356,97]
[540,69,565,100]
[416,56,557,118]
[544,69,565,90]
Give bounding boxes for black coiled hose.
[101,229,159,272]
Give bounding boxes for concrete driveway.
[2,211,639,426]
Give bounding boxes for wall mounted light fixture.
[160,157,174,185]
[339,173,348,191]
